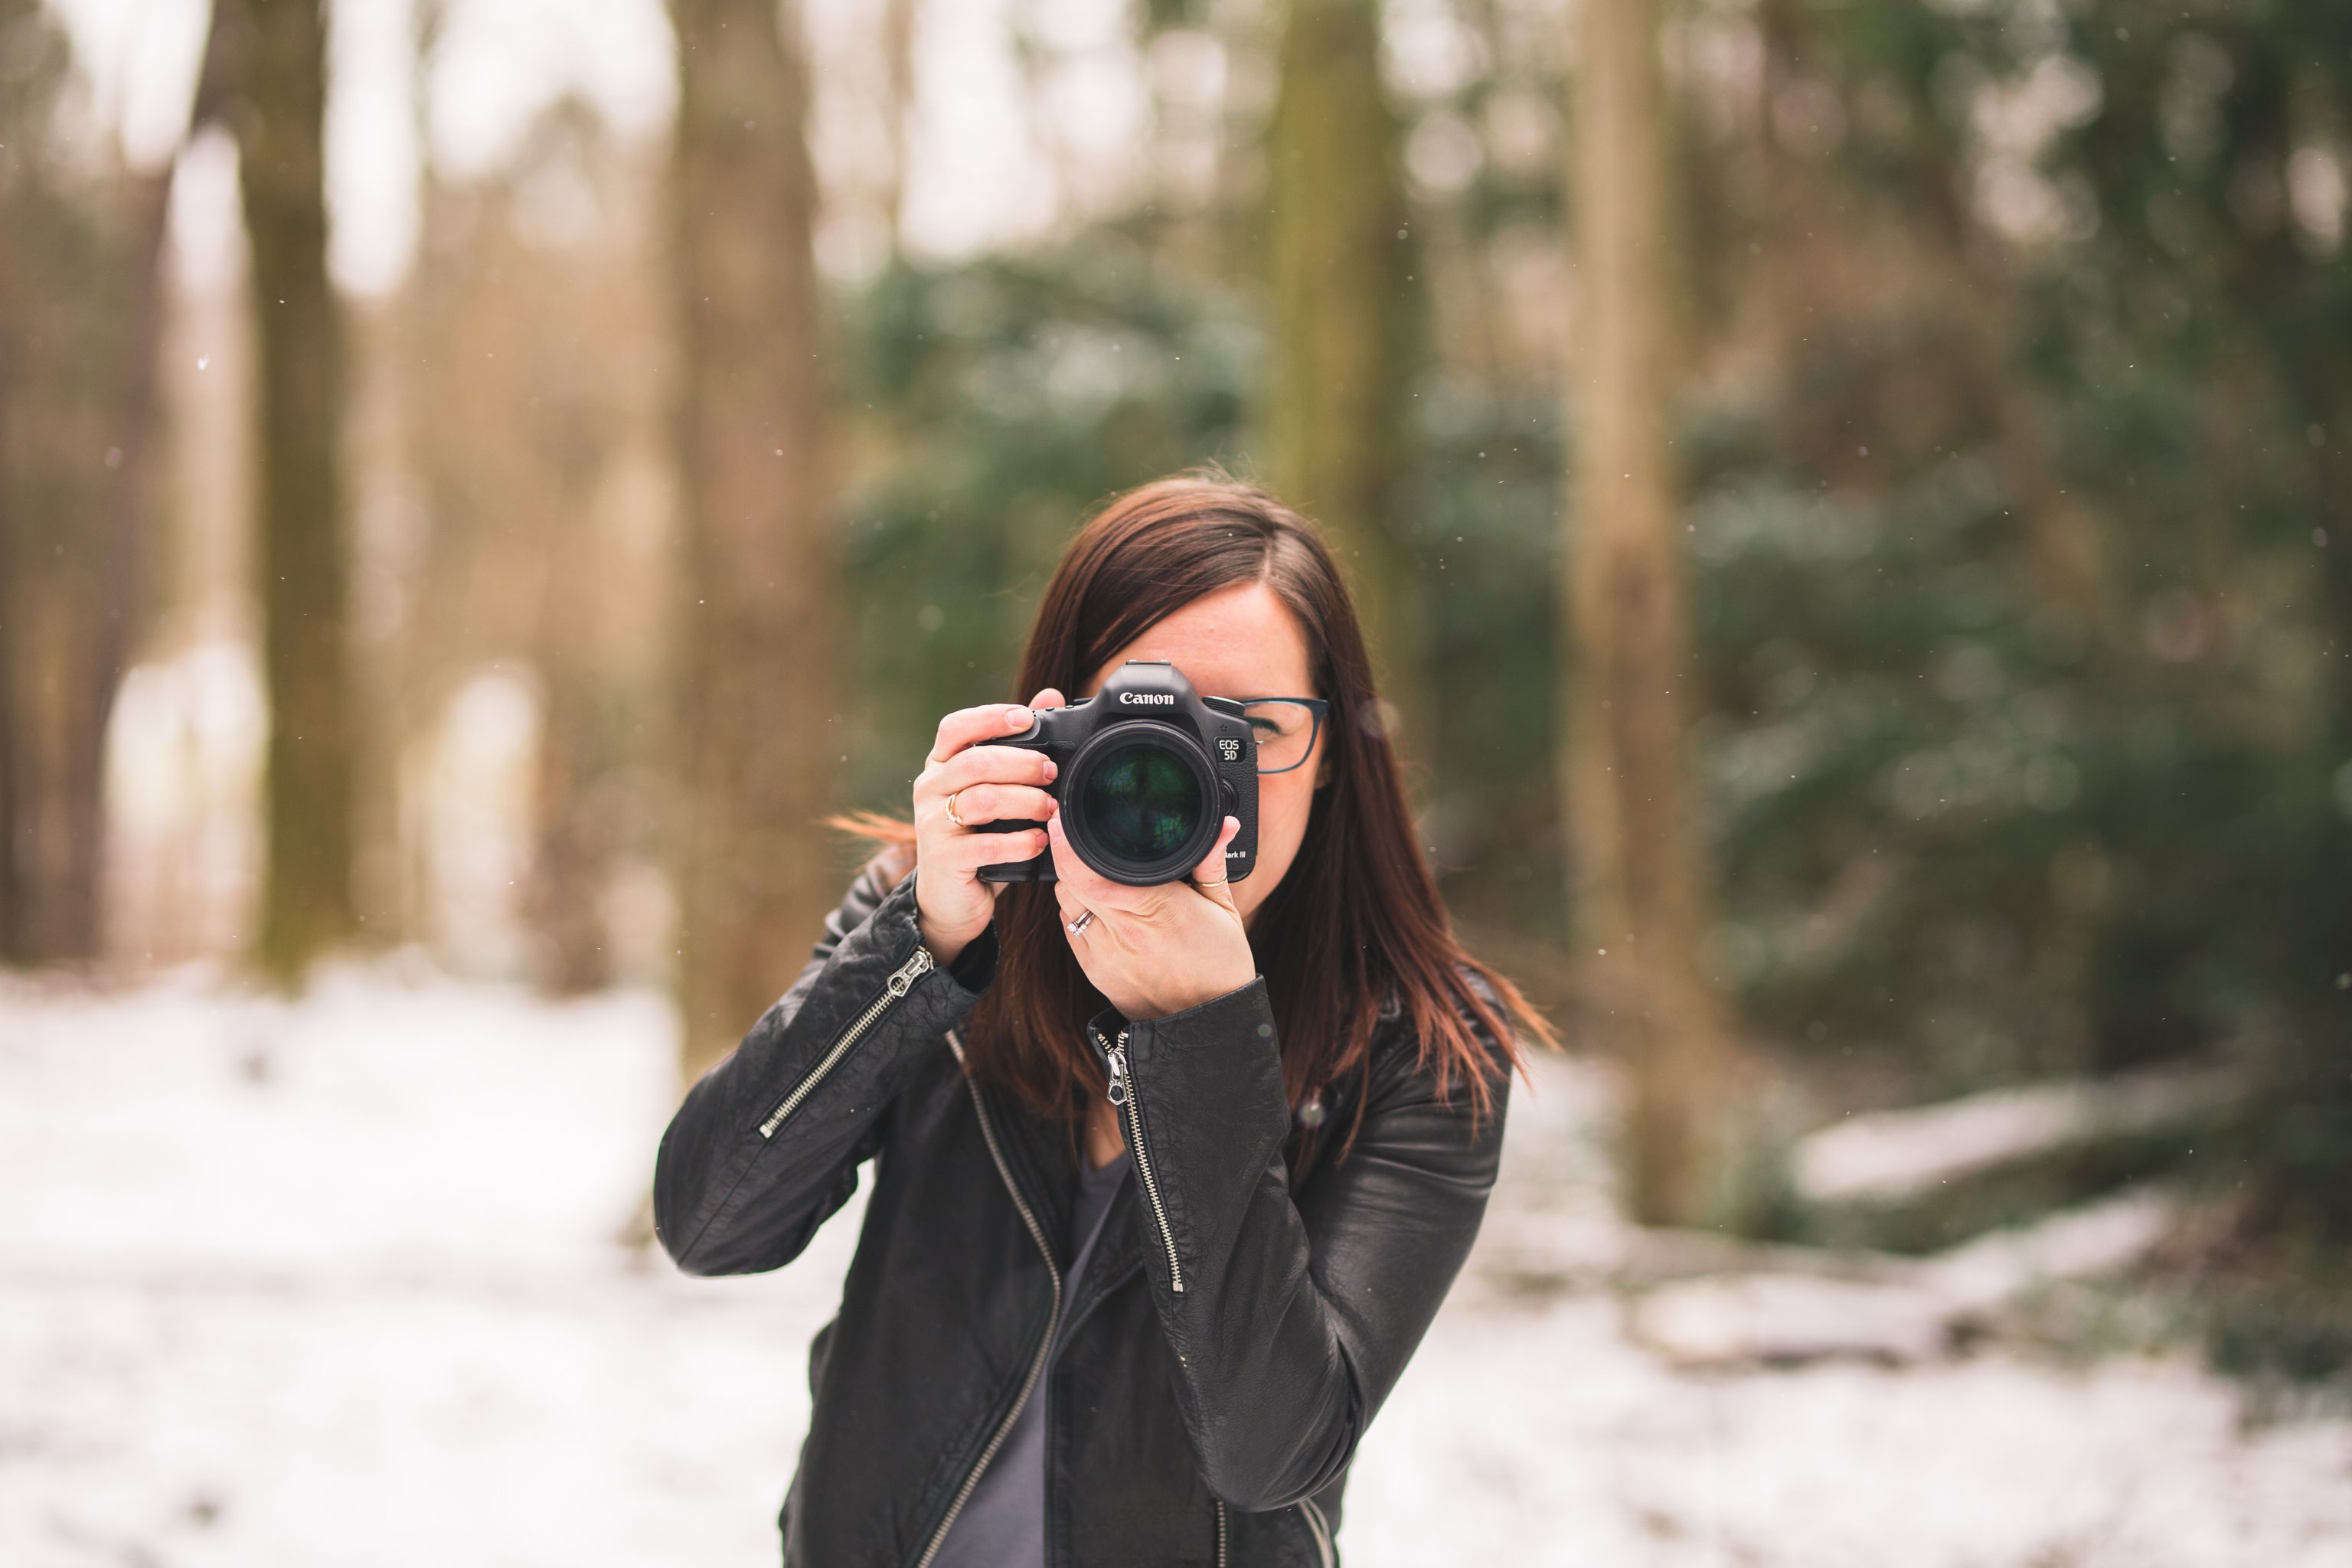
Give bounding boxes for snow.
[1624,1185,2190,1369]
[1792,1063,2252,1207]
[3,964,2347,1567]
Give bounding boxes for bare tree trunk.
[0,153,35,964]
[0,207,18,956]
[880,0,919,256]
[668,0,841,1082]
[525,410,616,996]
[1267,0,1429,753]
[0,0,38,961]
[0,589,15,958]
[57,168,173,962]
[527,664,614,994]
[1749,0,2120,660]
[0,0,175,964]
[1563,0,1746,1227]
[227,0,356,982]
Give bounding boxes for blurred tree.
[1266,0,1429,757]
[835,235,1256,796]
[880,0,919,255]
[2031,0,2352,1275]
[1563,0,1748,1227]
[815,0,2350,1342]
[668,0,840,1080]
[217,0,358,981]
[1629,0,2352,1294]
[400,99,669,990]
[0,0,175,964]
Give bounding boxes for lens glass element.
[1081,742,1201,861]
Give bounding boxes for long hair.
[829,473,1560,1178]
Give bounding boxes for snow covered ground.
[2,962,2346,1567]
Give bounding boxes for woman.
[652,475,1560,1567]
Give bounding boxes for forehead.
[1081,580,1315,700]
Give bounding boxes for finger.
[934,823,1050,871]
[929,702,1040,766]
[936,782,1058,828]
[1044,804,1139,912]
[929,743,1059,797]
[1191,816,1243,915]
[1027,687,1068,710]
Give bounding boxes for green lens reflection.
[1082,743,1200,861]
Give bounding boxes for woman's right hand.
[913,688,1067,967]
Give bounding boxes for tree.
[224,0,358,980]
[0,0,176,965]
[399,100,667,991]
[668,0,841,1080]
[1266,0,1428,753]
[1561,0,1747,1226]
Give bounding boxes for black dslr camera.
[975,660,1259,887]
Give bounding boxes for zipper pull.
[887,945,935,997]
[1104,1031,1130,1106]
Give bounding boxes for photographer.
[652,475,1557,1567]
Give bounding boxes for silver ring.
[1066,908,1095,937]
[946,789,967,829]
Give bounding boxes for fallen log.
[1791,1063,2252,1210]
[1625,1184,2185,1369]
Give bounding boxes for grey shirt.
[930,1142,1133,1567]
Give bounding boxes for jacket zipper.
[1102,1024,1221,1564]
[915,1028,1063,1568]
[759,945,933,1138]
[1300,1496,1335,1567]
[1101,1027,1184,1293]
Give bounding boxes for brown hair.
[828,472,1560,1178]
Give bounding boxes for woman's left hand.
[1047,807,1257,1021]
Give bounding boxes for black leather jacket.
[652,853,1512,1567]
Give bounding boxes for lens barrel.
[1060,720,1222,886]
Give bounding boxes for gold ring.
[1198,877,1228,888]
[946,790,967,829]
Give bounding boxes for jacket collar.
[968,1070,1073,1262]
[964,1038,1145,1285]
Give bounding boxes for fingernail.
[1044,759,1059,779]
[1009,707,1033,727]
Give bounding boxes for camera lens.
[1080,741,1201,861]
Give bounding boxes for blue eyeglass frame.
[1227,696,1331,775]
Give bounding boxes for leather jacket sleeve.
[1087,970,1512,1514]
[652,854,998,1276]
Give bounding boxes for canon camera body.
[975,660,1259,887]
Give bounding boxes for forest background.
[4,0,2350,1424]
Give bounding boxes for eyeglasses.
[1227,697,1330,775]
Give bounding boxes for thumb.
[1190,815,1243,916]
